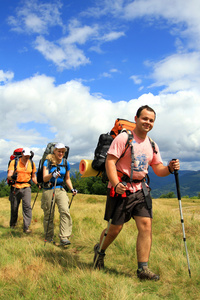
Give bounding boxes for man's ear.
[134,115,137,122]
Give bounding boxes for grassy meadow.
[0,192,200,300]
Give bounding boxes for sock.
[138,262,148,270]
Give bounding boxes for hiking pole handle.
[172,159,181,200]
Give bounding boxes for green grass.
[0,193,200,299]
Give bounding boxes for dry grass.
[0,193,200,299]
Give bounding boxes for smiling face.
[134,108,155,137]
[54,148,66,161]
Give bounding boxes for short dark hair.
[136,105,156,119]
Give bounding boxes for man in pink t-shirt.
[94,105,180,281]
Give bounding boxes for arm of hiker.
[65,171,77,195]
[106,154,126,195]
[31,172,38,185]
[7,169,15,181]
[152,159,180,177]
[42,165,54,182]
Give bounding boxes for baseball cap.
[22,147,32,156]
[54,143,66,150]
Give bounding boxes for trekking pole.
[44,170,59,246]
[32,189,39,210]
[93,183,125,269]
[69,194,75,209]
[173,160,191,278]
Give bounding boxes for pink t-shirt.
[107,131,162,193]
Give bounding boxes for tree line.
[0,173,200,199]
[0,172,107,197]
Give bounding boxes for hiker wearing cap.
[7,147,39,233]
[41,143,77,246]
[93,105,180,280]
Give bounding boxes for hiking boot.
[60,238,71,246]
[46,238,55,244]
[137,266,160,281]
[93,243,105,270]
[23,228,32,234]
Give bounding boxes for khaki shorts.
[104,188,152,225]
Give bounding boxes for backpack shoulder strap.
[148,137,157,154]
[116,130,134,174]
[14,156,21,172]
[63,158,68,171]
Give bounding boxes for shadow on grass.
[0,224,24,238]
[0,225,135,278]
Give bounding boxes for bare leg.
[100,223,123,250]
[134,216,152,263]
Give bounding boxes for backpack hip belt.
[120,173,150,185]
[119,173,152,209]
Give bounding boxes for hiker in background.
[41,143,77,246]
[7,147,39,233]
[93,105,180,280]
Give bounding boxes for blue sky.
[1,0,200,171]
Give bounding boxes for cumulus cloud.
[0,73,200,171]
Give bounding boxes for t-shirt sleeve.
[67,161,70,171]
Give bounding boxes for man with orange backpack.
[7,147,39,233]
[93,105,180,280]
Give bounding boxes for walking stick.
[93,189,124,269]
[32,189,39,210]
[173,166,191,277]
[69,194,75,209]
[44,177,57,246]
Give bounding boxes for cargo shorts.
[104,188,152,225]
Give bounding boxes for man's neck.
[133,128,147,140]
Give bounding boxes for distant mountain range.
[1,163,199,198]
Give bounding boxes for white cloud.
[0,73,200,171]
[0,70,14,84]
[130,75,142,85]
[101,72,112,78]
[149,52,200,93]
[6,1,126,69]
[34,36,90,69]
[7,0,63,34]
[61,19,98,45]
[100,31,125,42]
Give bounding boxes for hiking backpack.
[7,148,34,185]
[92,118,157,181]
[37,142,69,186]
[92,119,136,173]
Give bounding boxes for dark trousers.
[9,186,32,230]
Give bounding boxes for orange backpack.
[110,118,136,138]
